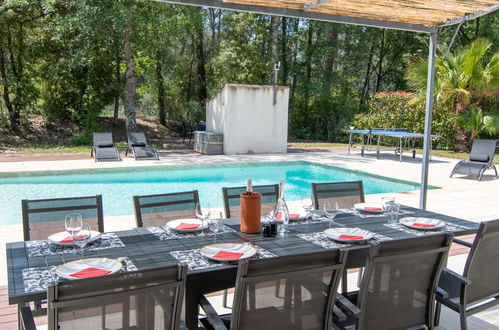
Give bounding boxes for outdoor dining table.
[6,205,479,329]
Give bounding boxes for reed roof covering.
[158,0,499,32]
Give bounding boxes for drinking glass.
[301,195,314,222]
[208,211,222,242]
[195,203,210,236]
[73,224,91,259]
[65,214,82,237]
[324,201,339,228]
[382,197,395,212]
[389,203,401,223]
[273,209,289,233]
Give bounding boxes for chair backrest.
[133,191,200,227]
[47,265,187,330]
[231,249,347,330]
[22,195,104,241]
[469,139,497,163]
[92,132,114,147]
[222,184,279,218]
[463,219,499,304]
[128,132,148,147]
[311,181,365,209]
[357,233,453,330]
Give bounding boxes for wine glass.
[65,214,82,237]
[208,211,222,242]
[323,201,339,228]
[195,203,210,236]
[73,224,92,259]
[301,195,314,222]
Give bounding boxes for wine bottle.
[273,179,289,233]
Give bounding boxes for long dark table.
[6,206,479,329]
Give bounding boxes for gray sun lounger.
[126,132,159,160]
[450,139,497,181]
[91,133,121,162]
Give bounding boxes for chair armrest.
[442,268,472,285]
[335,294,362,318]
[452,238,473,248]
[332,305,347,322]
[19,306,37,330]
[436,287,449,299]
[199,295,228,330]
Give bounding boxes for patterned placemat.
[170,245,276,271]
[343,208,414,219]
[298,231,392,249]
[384,221,474,236]
[22,257,137,293]
[26,233,125,258]
[147,224,236,240]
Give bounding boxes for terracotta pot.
[240,192,262,234]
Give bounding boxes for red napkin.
[339,235,364,240]
[212,251,244,260]
[413,223,436,228]
[274,212,300,221]
[59,234,88,244]
[69,267,112,278]
[364,207,382,211]
[176,223,200,230]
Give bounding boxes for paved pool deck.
[0,149,498,329]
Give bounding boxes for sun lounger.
[450,139,497,181]
[126,132,159,160]
[91,133,121,162]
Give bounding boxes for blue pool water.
[0,161,421,225]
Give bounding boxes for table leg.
[184,285,200,330]
[399,138,403,162]
[348,133,353,154]
[376,136,380,159]
[18,302,28,330]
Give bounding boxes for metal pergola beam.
[420,31,438,210]
[154,0,438,33]
[438,4,499,28]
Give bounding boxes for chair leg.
[459,311,468,330]
[341,268,348,293]
[222,289,231,309]
[434,301,442,326]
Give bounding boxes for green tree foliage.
[0,0,497,145]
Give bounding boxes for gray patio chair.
[222,184,279,218]
[199,249,348,330]
[22,195,104,241]
[19,264,188,330]
[334,233,453,330]
[435,219,499,330]
[450,139,497,181]
[311,180,365,210]
[91,132,121,162]
[126,132,159,160]
[133,190,200,227]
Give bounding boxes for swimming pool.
[0,161,424,225]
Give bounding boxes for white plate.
[55,258,122,280]
[400,217,445,231]
[48,230,101,247]
[324,227,374,243]
[354,203,386,214]
[200,243,257,262]
[166,219,208,232]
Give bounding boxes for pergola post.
[419,31,438,209]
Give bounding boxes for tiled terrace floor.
[0,149,497,328]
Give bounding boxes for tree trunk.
[0,46,19,131]
[323,26,338,92]
[268,15,281,84]
[304,21,313,102]
[374,30,386,93]
[360,44,375,106]
[156,50,167,126]
[454,100,469,152]
[280,17,288,86]
[113,54,121,125]
[123,23,137,132]
[194,11,207,103]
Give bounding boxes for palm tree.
[406,38,499,152]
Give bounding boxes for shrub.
[352,92,458,150]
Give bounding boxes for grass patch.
[0,142,163,155]
[288,142,348,148]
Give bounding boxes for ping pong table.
[344,128,439,162]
